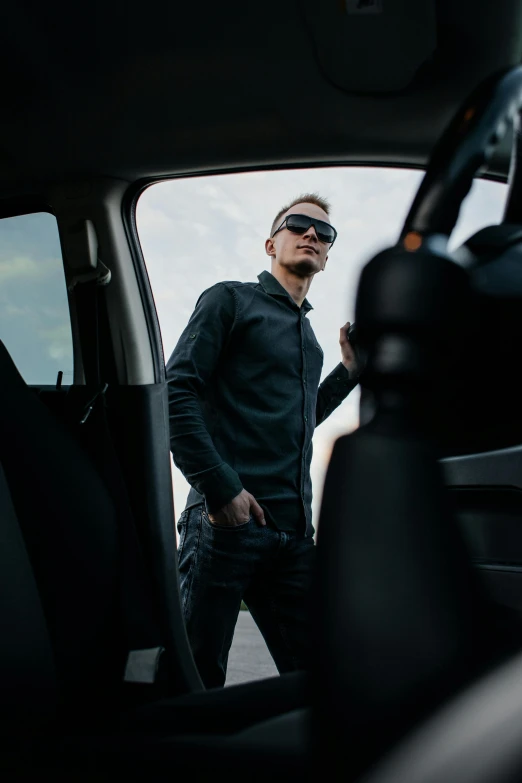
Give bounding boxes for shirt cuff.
[330,362,360,388]
[191,462,244,514]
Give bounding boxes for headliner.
[1,0,521,200]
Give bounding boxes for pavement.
[225,610,278,686]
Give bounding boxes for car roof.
[0,0,521,200]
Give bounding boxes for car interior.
[3,0,522,780]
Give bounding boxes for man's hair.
[270,193,332,237]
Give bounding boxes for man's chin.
[284,258,320,276]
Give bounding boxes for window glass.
[137,167,507,526]
[0,212,73,385]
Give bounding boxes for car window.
[0,212,73,386]
[136,166,507,526]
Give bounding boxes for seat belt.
[73,277,168,698]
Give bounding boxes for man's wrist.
[193,463,244,513]
[341,360,360,381]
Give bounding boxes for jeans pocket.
[176,508,192,554]
[203,511,251,531]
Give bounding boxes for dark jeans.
[176,504,316,689]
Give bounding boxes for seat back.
[0,339,122,726]
[0,462,57,732]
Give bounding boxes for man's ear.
[265,238,276,258]
[322,255,329,271]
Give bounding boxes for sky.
[136,166,507,528]
[0,212,73,385]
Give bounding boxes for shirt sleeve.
[166,283,244,512]
[315,362,359,427]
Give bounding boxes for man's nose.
[303,225,318,241]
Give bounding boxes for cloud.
[0,255,39,283]
[0,255,64,285]
[38,323,74,361]
[4,303,29,317]
[207,198,251,225]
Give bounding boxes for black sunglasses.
[271,213,338,246]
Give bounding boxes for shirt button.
[189,333,196,339]
[304,415,308,422]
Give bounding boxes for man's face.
[265,202,331,277]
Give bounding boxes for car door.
[444,443,522,625]
[0,187,204,697]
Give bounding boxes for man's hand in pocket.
[209,489,266,527]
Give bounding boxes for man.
[166,193,359,688]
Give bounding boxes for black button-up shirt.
[166,270,357,536]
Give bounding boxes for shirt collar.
[257,270,313,313]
